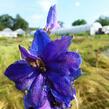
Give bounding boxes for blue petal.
[51,90,72,108]
[50,87,76,108]
[42,36,72,62]
[46,87,62,108]
[70,68,82,81]
[30,29,51,56]
[47,72,72,96]
[58,51,82,70]
[44,51,81,76]
[46,5,59,31]
[47,72,74,107]
[24,74,47,109]
[39,99,51,109]
[24,97,51,109]
[19,45,38,61]
[4,60,38,90]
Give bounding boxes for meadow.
[0,34,109,109]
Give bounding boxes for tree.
[96,16,109,26]
[0,14,14,30]
[0,14,29,30]
[72,19,87,26]
[13,14,29,30]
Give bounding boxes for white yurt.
[0,28,17,37]
[90,22,102,35]
[102,26,109,34]
[15,28,25,35]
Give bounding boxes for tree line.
[72,16,109,26]
[0,14,109,31]
[56,16,109,27]
[0,14,28,31]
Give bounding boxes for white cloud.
[100,11,109,17]
[31,15,42,21]
[28,0,58,27]
[88,11,109,24]
[75,1,80,7]
[28,14,44,27]
[38,0,57,12]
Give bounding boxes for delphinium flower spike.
[45,4,60,33]
[4,5,82,109]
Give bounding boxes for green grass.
[0,35,109,109]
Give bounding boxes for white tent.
[0,28,17,37]
[52,22,103,36]
[3,28,13,32]
[52,24,90,35]
[102,26,109,34]
[90,22,102,35]
[15,28,25,35]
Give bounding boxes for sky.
[0,0,109,28]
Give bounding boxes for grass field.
[0,34,109,109]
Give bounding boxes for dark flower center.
[43,27,51,34]
[30,58,46,72]
[29,107,34,109]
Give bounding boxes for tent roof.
[15,28,25,34]
[3,28,13,32]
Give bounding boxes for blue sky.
[0,0,109,27]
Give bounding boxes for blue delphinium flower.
[45,4,60,32]
[4,5,82,109]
